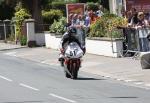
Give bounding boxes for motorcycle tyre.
[65,72,71,78]
[61,61,64,67]
[71,63,78,79]
[72,70,78,79]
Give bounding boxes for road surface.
[0,50,150,103]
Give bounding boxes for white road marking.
[116,78,123,81]
[19,83,39,91]
[145,84,150,87]
[0,75,13,82]
[124,80,133,82]
[134,82,143,85]
[4,52,17,56]
[49,93,77,103]
[105,76,110,78]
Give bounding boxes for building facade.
[109,0,150,16]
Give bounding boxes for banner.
[66,3,85,23]
[126,0,150,12]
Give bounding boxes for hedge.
[42,9,63,24]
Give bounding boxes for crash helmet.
[68,27,76,35]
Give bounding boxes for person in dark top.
[128,8,138,26]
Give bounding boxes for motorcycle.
[60,41,84,79]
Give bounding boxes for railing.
[123,27,150,57]
[0,20,51,41]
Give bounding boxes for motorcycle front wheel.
[65,72,71,78]
[71,62,79,79]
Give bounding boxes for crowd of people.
[122,8,150,54]
[58,5,104,61]
[67,5,103,32]
[124,8,150,28]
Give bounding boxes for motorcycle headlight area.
[65,49,83,58]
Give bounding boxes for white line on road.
[19,83,39,91]
[4,52,17,57]
[0,75,13,82]
[134,82,143,85]
[49,93,77,103]
[145,84,150,87]
[124,80,133,82]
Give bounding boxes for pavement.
[0,42,25,51]
[1,42,150,89]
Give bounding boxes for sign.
[66,3,85,23]
[126,0,150,12]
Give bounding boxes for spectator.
[76,15,86,48]
[91,12,100,24]
[76,15,85,26]
[68,13,73,24]
[136,12,149,27]
[84,12,91,35]
[71,14,78,26]
[96,5,104,17]
[84,4,91,17]
[128,8,138,27]
[84,12,91,27]
[126,11,133,24]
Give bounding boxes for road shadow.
[76,77,106,80]
[110,96,138,99]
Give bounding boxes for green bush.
[51,2,66,10]
[86,2,99,11]
[14,8,31,40]
[42,9,63,24]
[89,13,128,38]
[51,1,77,9]
[49,17,67,34]
[14,2,31,41]
[50,1,78,16]
[20,35,27,46]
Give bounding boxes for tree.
[0,0,15,20]
[4,0,43,32]
[23,0,43,32]
[79,0,99,3]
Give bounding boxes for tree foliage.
[14,2,31,40]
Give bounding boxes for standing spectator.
[96,5,104,17]
[91,12,99,24]
[84,12,91,36]
[126,11,133,24]
[136,12,149,27]
[84,4,91,17]
[76,15,84,26]
[145,12,150,25]
[129,8,138,27]
[84,12,91,27]
[68,13,73,24]
[76,15,86,48]
[71,14,78,26]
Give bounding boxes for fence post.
[3,19,11,42]
[25,19,36,47]
[3,21,6,41]
[0,20,3,40]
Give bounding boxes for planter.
[45,33,123,57]
[45,33,61,50]
[86,37,123,57]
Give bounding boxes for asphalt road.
[0,51,150,103]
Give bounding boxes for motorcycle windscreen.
[65,42,83,58]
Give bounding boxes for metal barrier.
[123,27,150,57]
